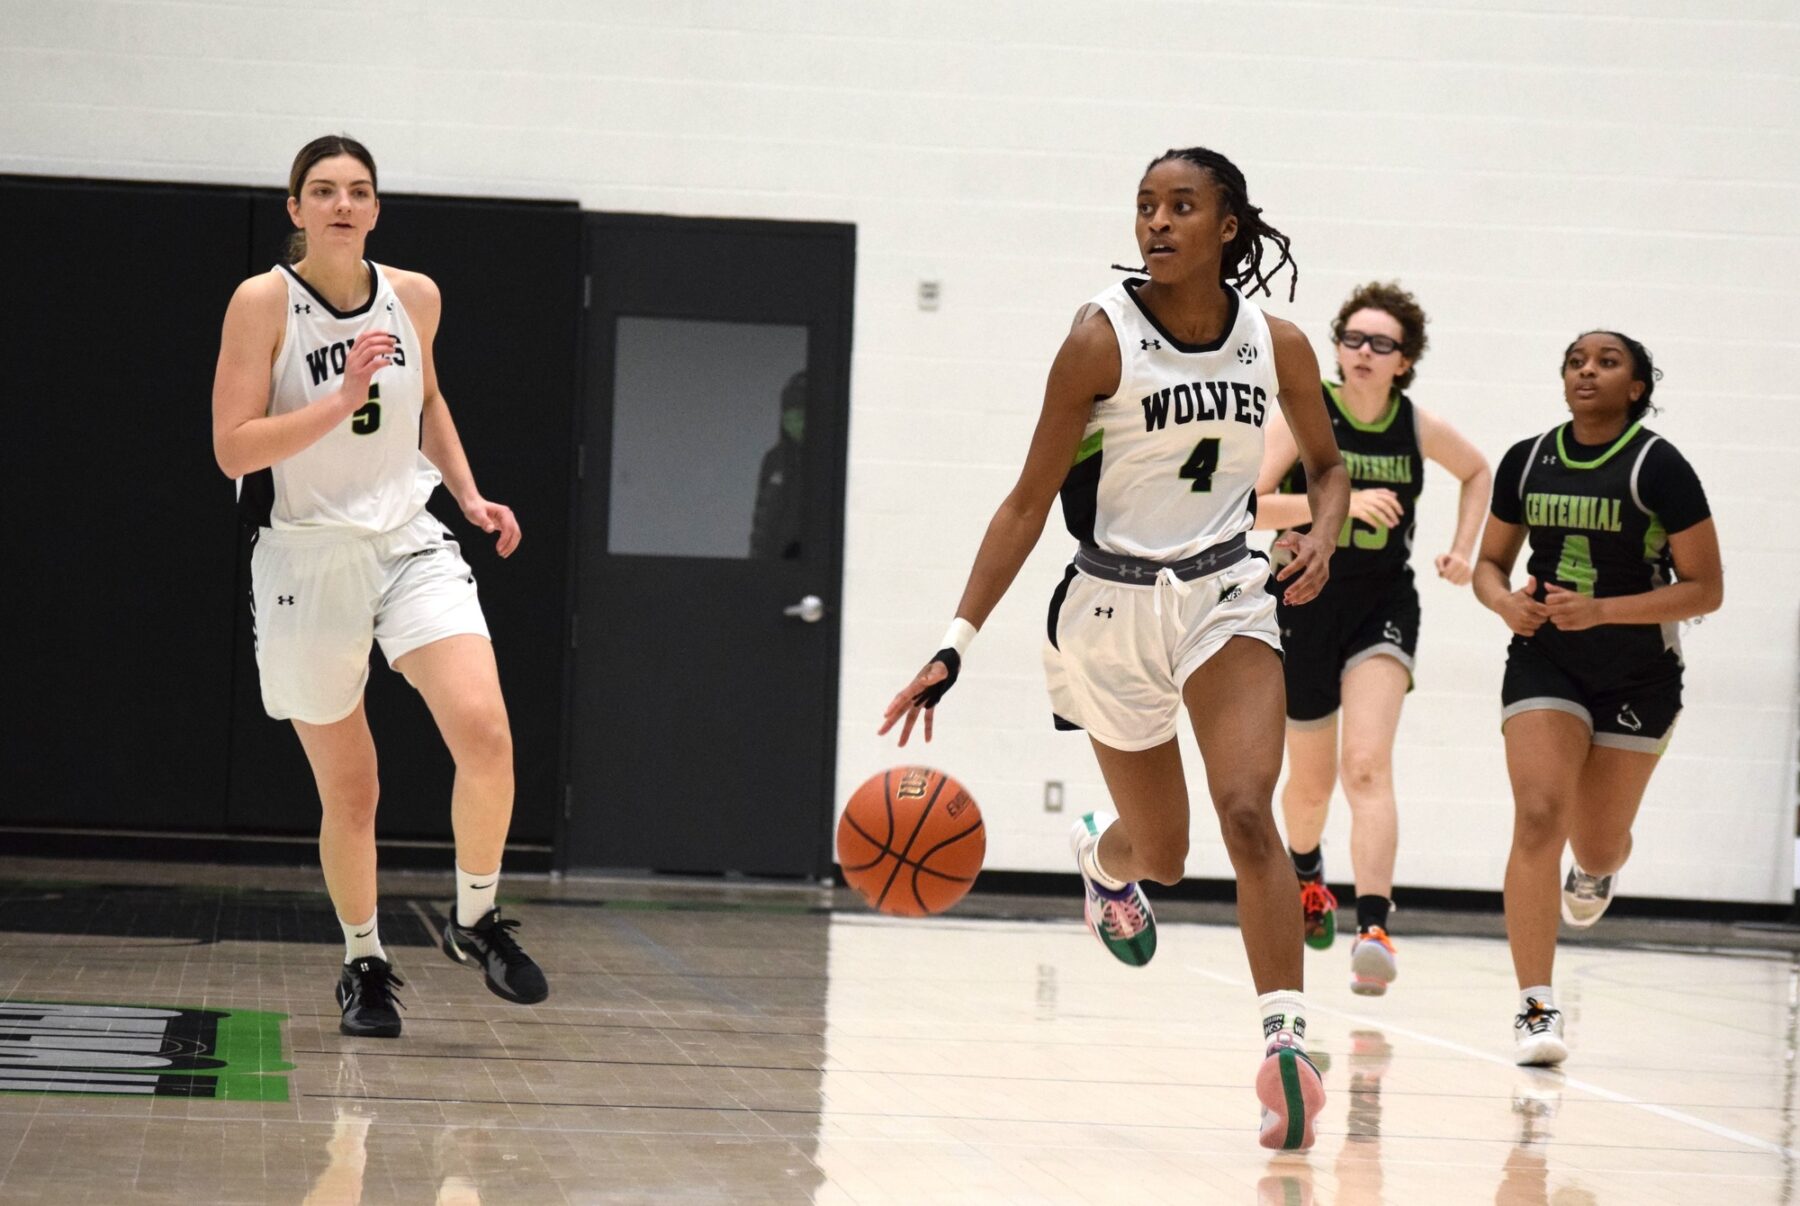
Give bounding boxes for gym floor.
[1,859,1794,1204]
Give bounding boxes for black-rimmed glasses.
[1339,330,1402,354]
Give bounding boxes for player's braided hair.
[285,134,379,264]
[1123,147,1298,302]
[1562,330,1661,422]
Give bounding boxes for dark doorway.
[565,216,854,878]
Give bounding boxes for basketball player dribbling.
[1254,281,1491,996]
[1474,331,1721,1064]
[211,135,548,1038]
[880,147,1350,1149]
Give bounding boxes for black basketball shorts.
[1501,638,1682,755]
[1274,569,1420,725]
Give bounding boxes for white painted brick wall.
[8,0,1795,901]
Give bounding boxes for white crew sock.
[341,910,386,964]
[456,864,500,927]
[1519,985,1557,1013]
[1079,836,1129,892]
[1259,989,1307,1051]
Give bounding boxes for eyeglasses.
[1339,330,1402,354]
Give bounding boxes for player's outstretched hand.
[461,496,521,558]
[1273,529,1334,606]
[878,653,960,747]
[1543,581,1605,631]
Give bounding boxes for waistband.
[1073,534,1249,585]
[255,504,430,548]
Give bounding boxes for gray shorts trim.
[1343,643,1414,677]
[1593,729,1674,756]
[1502,697,1594,731]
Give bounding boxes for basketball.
[836,767,985,916]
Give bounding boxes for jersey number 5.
[351,383,382,436]
[1179,438,1220,492]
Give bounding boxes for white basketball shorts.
[250,507,490,724]
[1043,553,1281,751]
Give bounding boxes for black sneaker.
[442,906,549,1004]
[336,957,405,1038]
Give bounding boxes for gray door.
[563,215,854,877]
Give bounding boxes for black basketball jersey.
[1491,421,1711,670]
[1280,381,1424,581]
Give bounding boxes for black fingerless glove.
[909,649,961,708]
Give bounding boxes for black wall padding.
[1,178,247,831]
[1,175,579,847]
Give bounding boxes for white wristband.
[939,617,977,657]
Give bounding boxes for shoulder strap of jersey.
[1519,429,1553,501]
[1628,433,1663,516]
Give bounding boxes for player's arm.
[1251,408,1311,530]
[1473,505,1548,637]
[398,270,521,558]
[879,309,1117,744]
[212,273,387,478]
[1267,318,1347,606]
[1416,405,1492,586]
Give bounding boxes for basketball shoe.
[1513,997,1568,1067]
[1257,1032,1326,1151]
[1068,811,1156,966]
[336,956,405,1038]
[1300,879,1338,950]
[1561,863,1616,927]
[1349,926,1398,996]
[443,906,549,1004]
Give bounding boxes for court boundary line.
[1186,964,1798,1161]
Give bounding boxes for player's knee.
[1339,748,1391,796]
[454,709,513,773]
[1510,792,1568,850]
[1214,792,1279,860]
[1137,836,1189,885]
[320,780,379,829]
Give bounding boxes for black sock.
[1290,846,1324,882]
[1356,895,1391,933]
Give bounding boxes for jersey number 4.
[351,383,382,436]
[1179,438,1220,492]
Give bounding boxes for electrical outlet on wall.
[1044,781,1064,813]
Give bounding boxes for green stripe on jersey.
[1072,429,1103,465]
[1556,420,1643,469]
[1324,380,1400,433]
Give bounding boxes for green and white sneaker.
[1069,811,1157,967]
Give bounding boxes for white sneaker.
[1348,927,1397,996]
[1561,864,1616,927]
[1513,997,1568,1067]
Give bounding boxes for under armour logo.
[293,303,311,314]
[1541,454,1558,465]
[1383,621,1403,643]
[1094,606,1114,618]
[1116,564,1150,580]
[1617,704,1642,732]
[277,595,295,605]
[1236,343,1259,364]
[1140,338,1161,351]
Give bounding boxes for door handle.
[783,595,825,623]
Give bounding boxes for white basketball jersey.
[1060,280,1278,561]
[252,261,439,533]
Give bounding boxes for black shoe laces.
[478,915,534,968]
[1514,998,1559,1035]
[348,961,407,1012]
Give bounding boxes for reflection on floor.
[1,868,1796,1204]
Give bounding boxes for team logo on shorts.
[1617,704,1643,732]
[1220,585,1243,603]
[1094,606,1114,618]
[1383,621,1403,643]
[1236,343,1259,365]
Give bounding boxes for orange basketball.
[837,767,985,916]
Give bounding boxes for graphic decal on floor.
[0,1001,293,1100]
